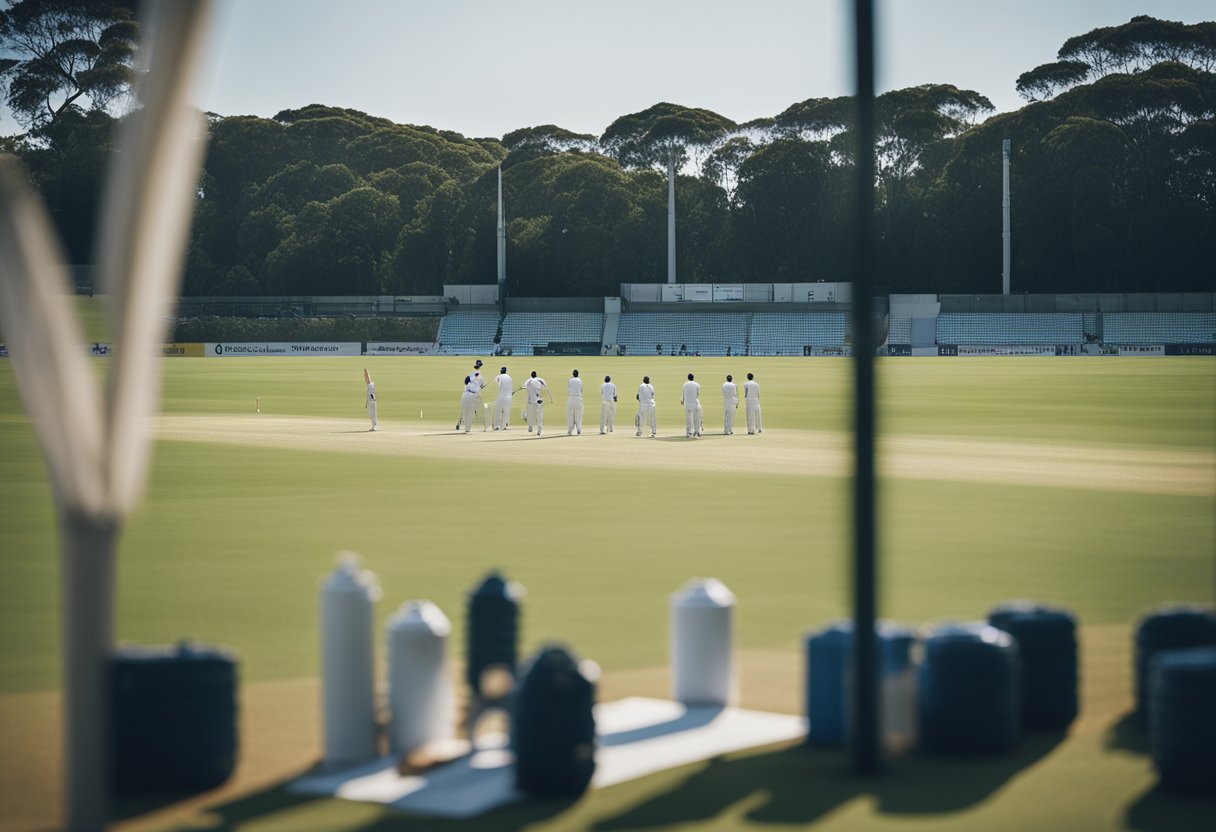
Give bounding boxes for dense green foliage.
[5,14,1214,294]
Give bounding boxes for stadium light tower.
[667,150,676,284]
[497,167,506,289]
[1002,139,1011,295]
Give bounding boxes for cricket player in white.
[459,375,483,433]
[526,371,553,436]
[636,375,656,437]
[493,366,513,430]
[722,374,739,435]
[364,368,377,431]
[566,369,584,435]
[743,372,763,434]
[456,359,486,430]
[681,373,702,438]
[600,375,617,434]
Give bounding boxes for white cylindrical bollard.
[670,578,737,706]
[320,552,381,767]
[387,600,455,755]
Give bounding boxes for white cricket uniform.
[365,381,377,430]
[456,368,485,429]
[743,379,762,434]
[566,376,584,434]
[460,378,483,433]
[722,381,738,435]
[636,382,656,436]
[600,381,617,433]
[527,377,549,435]
[493,373,513,429]
[681,380,701,437]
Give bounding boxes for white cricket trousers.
[637,403,656,436]
[567,398,583,434]
[493,397,511,429]
[746,400,762,434]
[367,401,377,430]
[460,392,480,433]
[684,403,702,436]
[723,403,736,434]
[601,401,615,433]
[529,401,545,434]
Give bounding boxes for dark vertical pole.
[850,0,880,776]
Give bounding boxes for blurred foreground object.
[0,2,215,828]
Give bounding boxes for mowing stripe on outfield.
[153,414,1213,497]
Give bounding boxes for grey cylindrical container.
[387,600,455,755]
[320,553,381,767]
[670,578,737,706]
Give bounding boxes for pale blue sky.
[197,0,1211,138]
[7,1,1214,138]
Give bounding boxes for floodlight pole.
[667,149,676,285]
[1002,139,1011,295]
[850,0,880,777]
[497,166,506,288]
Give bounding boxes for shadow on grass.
[592,732,1066,830]
[1124,782,1216,832]
[1106,710,1150,754]
[159,780,576,832]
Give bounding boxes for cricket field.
[0,355,1213,831]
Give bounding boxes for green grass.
[0,354,1213,831]
[1,356,1212,693]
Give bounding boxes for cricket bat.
[363,368,372,385]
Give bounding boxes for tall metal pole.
[667,149,676,285]
[850,0,880,777]
[1002,139,1011,295]
[497,166,506,288]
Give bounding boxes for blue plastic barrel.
[111,642,239,792]
[465,571,523,698]
[988,601,1079,731]
[1134,605,1216,723]
[804,620,916,747]
[1148,646,1216,793]
[919,623,1020,755]
[512,644,597,796]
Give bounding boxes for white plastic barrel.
[386,600,455,755]
[320,552,381,767]
[670,578,737,706]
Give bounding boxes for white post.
[60,512,117,832]
[1002,139,1011,296]
[496,167,506,287]
[667,149,676,285]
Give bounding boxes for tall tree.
[0,0,138,135]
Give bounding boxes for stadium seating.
[748,312,850,355]
[436,310,499,355]
[1102,313,1216,345]
[498,313,605,355]
[936,313,1083,345]
[616,313,750,356]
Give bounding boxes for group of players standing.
[455,359,763,438]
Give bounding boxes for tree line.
[3,5,1213,298]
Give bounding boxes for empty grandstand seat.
[616,313,749,357]
[437,311,499,355]
[748,312,849,355]
[1102,313,1216,345]
[499,313,605,354]
[935,314,1082,345]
